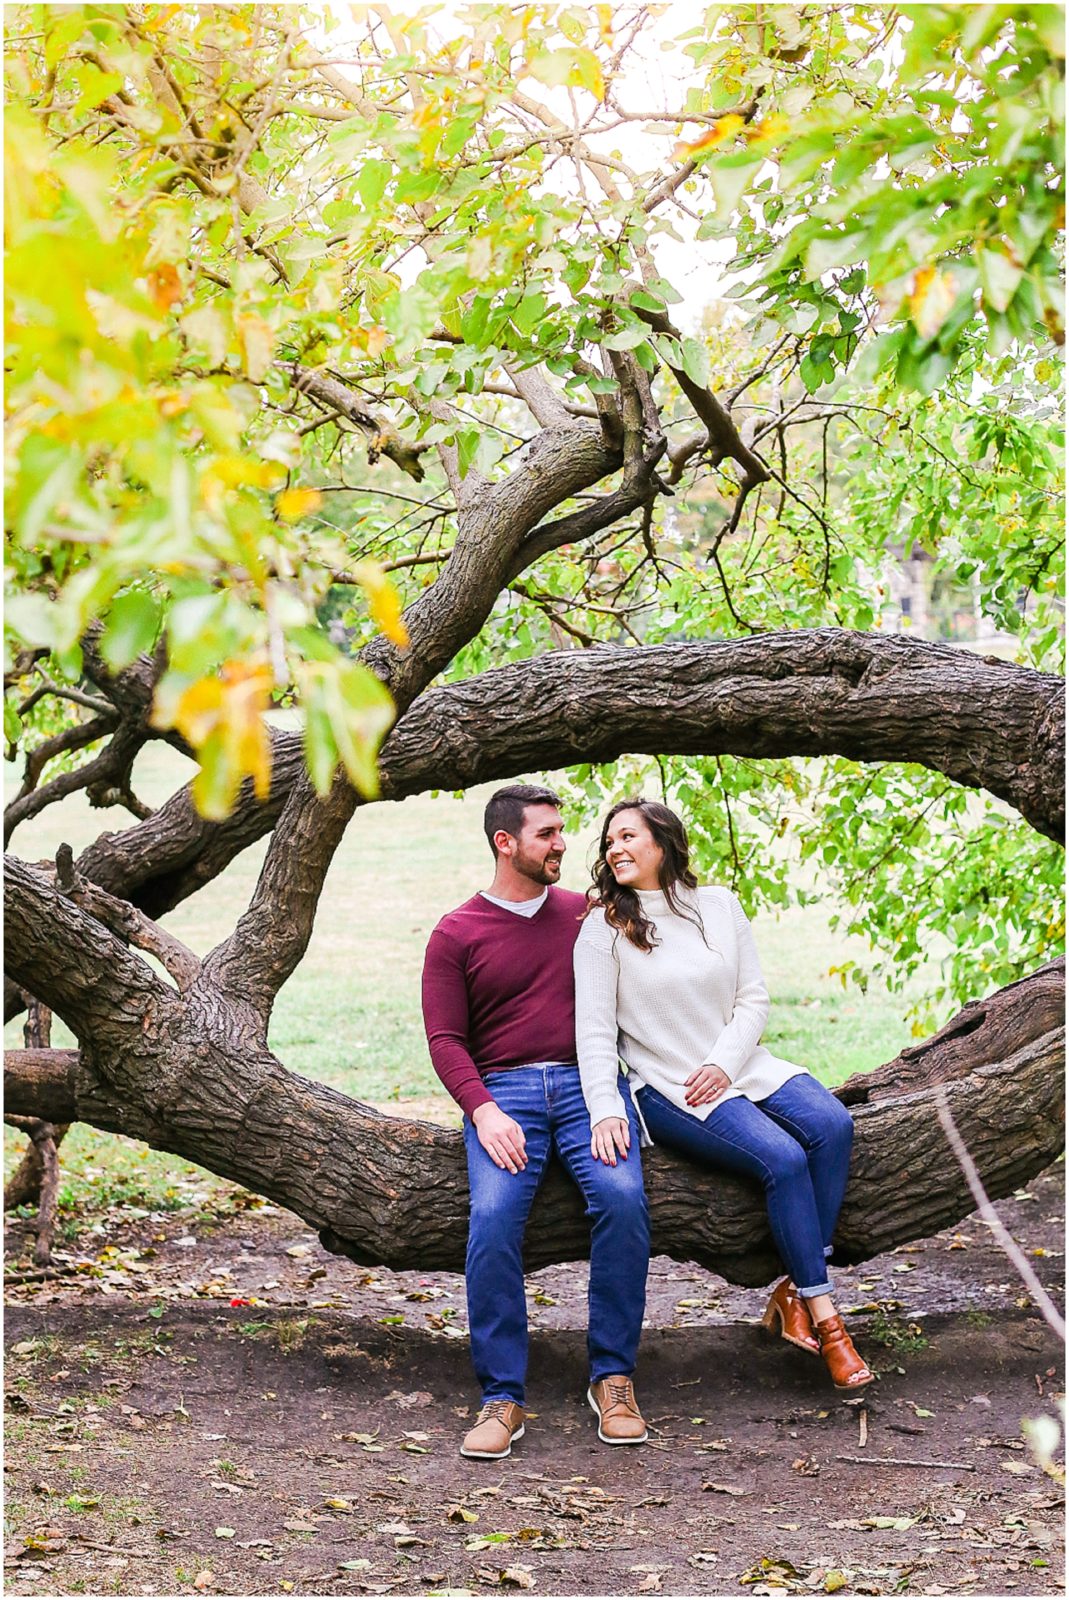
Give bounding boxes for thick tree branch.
[375,633,1065,844]
[4,857,180,1050]
[3,967,1062,1283]
[8,630,1058,1001]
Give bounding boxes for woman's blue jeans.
[463,1064,649,1406]
[637,1074,854,1296]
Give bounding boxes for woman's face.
[604,809,664,892]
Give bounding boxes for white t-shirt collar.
[479,887,549,918]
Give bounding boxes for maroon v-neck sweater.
[421,888,588,1118]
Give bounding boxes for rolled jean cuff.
[797,1279,833,1298]
[824,1245,834,1259]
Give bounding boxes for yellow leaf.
[164,657,273,817]
[674,114,746,160]
[908,264,957,340]
[172,676,224,748]
[747,113,790,144]
[148,263,184,311]
[235,313,275,383]
[595,4,613,45]
[352,560,409,648]
[366,325,389,358]
[276,487,322,521]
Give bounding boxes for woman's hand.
[591,1116,631,1166]
[684,1064,731,1108]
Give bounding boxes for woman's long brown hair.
[588,798,706,952]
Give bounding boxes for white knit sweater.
[573,885,807,1129]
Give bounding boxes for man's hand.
[591,1116,630,1166]
[684,1064,731,1108]
[472,1102,528,1173]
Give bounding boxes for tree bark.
[4,958,1062,1285]
[15,629,1062,951]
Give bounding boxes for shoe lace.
[603,1379,636,1410]
[476,1399,516,1424]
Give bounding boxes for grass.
[5,737,942,1209]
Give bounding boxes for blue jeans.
[637,1074,854,1297]
[463,1064,649,1405]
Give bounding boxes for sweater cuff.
[586,1086,627,1127]
[701,1038,746,1079]
[458,1080,496,1120]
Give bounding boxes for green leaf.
[70,61,123,116]
[679,338,711,387]
[976,246,1025,314]
[602,322,650,351]
[356,160,391,208]
[512,291,547,334]
[4,697,23,746]
[456,426,482,478]
[100,589,161,671]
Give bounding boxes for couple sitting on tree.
[422,784,872,1462]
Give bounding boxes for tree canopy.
[2,0,1064,1275]
[6,2,1063,1026]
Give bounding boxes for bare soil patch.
[4,1151,1064,1598]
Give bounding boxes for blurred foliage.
[3,2,1063,1013]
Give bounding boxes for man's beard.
[515,849,562,886]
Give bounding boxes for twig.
[837,1453,975,1471]
[55,842,201,992]
[858,1408,868,1448]
[934,1086,1066,1342]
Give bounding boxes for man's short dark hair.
[484,784,561,857]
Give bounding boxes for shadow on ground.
[4,1161,1064,1597]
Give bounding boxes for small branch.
[55,843,201,992]
[835,1454,976,1471]
[935,1086,1065,1342]
[284,364,430,482]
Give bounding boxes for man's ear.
[493,830,514,857]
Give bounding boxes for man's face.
[501,803,566,885]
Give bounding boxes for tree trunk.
[5,962,1062,1286]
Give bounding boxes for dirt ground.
[4,1144,1064,1600]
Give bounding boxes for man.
[422,783,650,1460]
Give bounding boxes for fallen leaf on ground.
[702,1481,750,1496]
[499,1566,535,1589]
[447,1506,478,1523]
[193,1574,214,1592]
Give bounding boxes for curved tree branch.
[3,965,1062,1283]
[7,628,1058,986]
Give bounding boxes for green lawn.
[5,738,940,1206]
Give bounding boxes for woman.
[574,797,872,1392]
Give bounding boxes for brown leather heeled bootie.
[760,1277,820,1356]
[814,1313,874,1391]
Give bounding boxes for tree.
[4,3,1064,1276]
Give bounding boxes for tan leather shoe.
[587,1376,648,1445]
[760,1276,820,1356]
[459,1399,526,1459]
[814,1314,874,1392]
